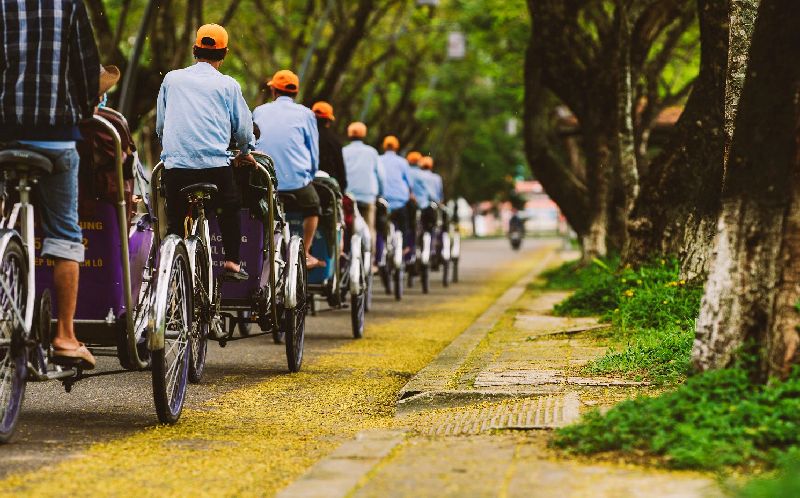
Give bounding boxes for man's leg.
[52,260,79,349]
[303,215,319,259]
[35,148,94,365]
[210,167,243,274]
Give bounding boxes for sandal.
[52,343,96,370]
[223,267,250,281]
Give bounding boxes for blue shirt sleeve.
[156,77,167,143]
[307,111,319,176]
[229,80,254,154]
[376,152,385,198]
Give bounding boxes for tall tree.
[693,0,799,379]
[524,0,696,260]
[624,0,759,279]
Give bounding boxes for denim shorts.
[27,147,84,262]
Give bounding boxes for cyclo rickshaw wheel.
[0,239,29,443]
[188,237,209,384]
[151,240,193,424]
[351,268,366,339]
[283,240,307,372]
[393,266,404,301]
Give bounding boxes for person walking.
[312,101,347,191]
[253,70,324,268]
[342,122,383,250]
[157,23,256,281]
[0,0,108,368]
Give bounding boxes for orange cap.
[195,24,229,49]
[268,69,300,93]
[420,156,434,170]
[348,122,367,139]
[312,101,335,121]
[406,151,422,164]
[382,135,400,151]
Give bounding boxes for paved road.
[1,237,547,480]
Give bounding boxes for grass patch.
[553,366,800,471]
[543,257,702,384]
[737,453,800,497]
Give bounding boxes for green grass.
[553,365,800,471]
[543,257,702,384]
[737,454,800,497]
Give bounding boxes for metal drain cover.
[423,393,580,436]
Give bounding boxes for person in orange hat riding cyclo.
[157,23,256,281]
[312,101,347,192]
[342,122,383,255]
[379,136,415,254]
[253,70,325,268]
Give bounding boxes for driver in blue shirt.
[157,23,256,281]
[253,70,324,269]
[379,136,415,248]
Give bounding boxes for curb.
[397,247,558,407]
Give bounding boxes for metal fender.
[392,231,403,268]
[349,234,362,295]
[451,232,461,259]
[148,235,184,351]
[284,235,302,309]
[0,229,32,333]
[363,251,372,278]
[422,232,432,265]
[441,233,451,262]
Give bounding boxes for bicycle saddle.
[0,149,54,175]
[180,183,217,199]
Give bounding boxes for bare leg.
[51,259,80,349]
[303,215,325,268]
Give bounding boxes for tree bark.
[624,0,759,279]
[693,0,800,378]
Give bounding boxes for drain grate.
[422,393,580,436]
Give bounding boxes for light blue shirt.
[343,140,383,204]
[409,165,432,208]
[253,96,319,191]
[379,151,413,211]
[420,169,444,204]
[156,62,254,169]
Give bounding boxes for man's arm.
[155,80,167,142]
[307,112,320,176]
[69,0,100,119]
[230,83,255,154]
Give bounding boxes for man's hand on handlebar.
[235,152,257,168]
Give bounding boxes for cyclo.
[375,198,405,301]
[150,152,309,374]
[0,109,192,443]
[284,173,369,338]
[408,201,432,294]
[429,201,454,287]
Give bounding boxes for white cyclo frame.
[0,174,36,336]
[441,232,451,262]
[421,232,432,265]
[284,235,302,309]
[349,234,362,295]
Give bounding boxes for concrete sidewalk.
[280,248,723,498]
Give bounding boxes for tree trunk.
[693,0,800,378]
[582,132,612,260]
[623,0,759,279]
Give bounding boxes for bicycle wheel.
[421,264,430,294]
[452,258,460,283]
[0,238,28,443]
[188,239,209,384]
[442,260,450,288]
[237,311,253,337]
[151,240,192,424]
[283,239,307,372]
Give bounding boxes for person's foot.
[51,338,96,370]
[307,254,326,269]
[223,261,249,281]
